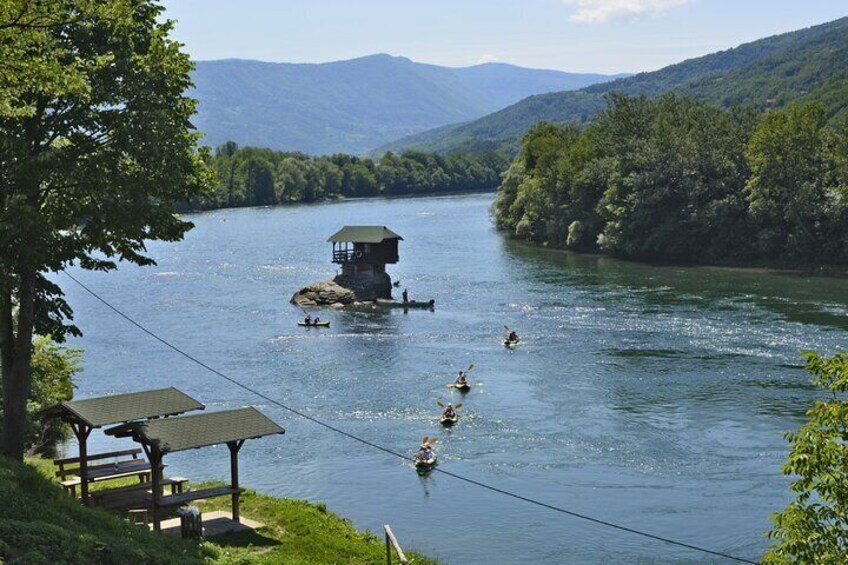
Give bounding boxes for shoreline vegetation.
[185,142,508,211]
[493,94,848,268]
[2,456,438,564]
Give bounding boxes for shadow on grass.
[209,528,281,548]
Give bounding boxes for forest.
[192,145,508,210]
[494,93,848,265]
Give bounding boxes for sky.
[161,0,847,74]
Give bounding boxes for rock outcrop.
[290,272,392,308]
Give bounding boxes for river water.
[64,192,847,564]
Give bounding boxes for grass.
[194,485,438,565]
[2,457,438,565]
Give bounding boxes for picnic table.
[55,447,189,510]
[40,387,204,505]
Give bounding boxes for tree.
[245,158,275,206]
[217,141,239,207]
[764,351,848,564]
[0,0,210,460]
[746,104,828,260]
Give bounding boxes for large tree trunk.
[1,266,36,460]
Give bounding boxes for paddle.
[446,381,481,389]
[421,436,438,448]
[437,401,445,408]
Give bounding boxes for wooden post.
[383,525,408,565]
[228,440,244,522]
[72,423,92,505]
[150,447,163,532]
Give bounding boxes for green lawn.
[1,457,437,564]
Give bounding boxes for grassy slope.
[380,16,848,155]
[1,457,437,565]
[0,457,205,564]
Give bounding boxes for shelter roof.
[327,226,403,243]
[106,407,284,453]
[41,387,204,428]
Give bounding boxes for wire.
[63,271,760,564]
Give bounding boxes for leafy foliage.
[195,143,509,210]
[0,0,211,459]
[494,94,848,266]
[763,352,848,564]
[386,17,848,156]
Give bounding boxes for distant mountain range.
[189,55,627,155]
[378,17,848,156]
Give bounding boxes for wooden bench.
[54,448,150,497]
[89,477,189,504]
[90,477,190,510]
[157,486,243,508]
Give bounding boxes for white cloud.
[477,54,499,64]
[561,0,692,23]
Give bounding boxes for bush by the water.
[0,337,81,458]
[494,94,848,266]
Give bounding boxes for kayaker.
[455,371,468,386]
[442,403,456,419]
[304,313,312,325]
[402,288,409,303]
[313,316,321,326]
[507,330,519,343]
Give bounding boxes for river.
[63,192,848,564]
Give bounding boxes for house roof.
[327,226,403,243]
[105,407,285,454]
[41,387,204,428]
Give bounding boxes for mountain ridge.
[189,54,627,155]
[376,17,848,156]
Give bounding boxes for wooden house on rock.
[328,225,402,279]
[291,225,403,307]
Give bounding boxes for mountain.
[189,54,626,155]
[378,17,848,156]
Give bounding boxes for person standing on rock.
[402,288,409,303]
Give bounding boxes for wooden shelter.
[106,407,284,531]
[41,387,204,504]
[328,226,402,277]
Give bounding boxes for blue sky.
[162,0,847,73]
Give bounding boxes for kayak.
[504,339,519,348]
[376,298,435,310]
[298,321,330,327]
[453,382,471,393]
[414,455,437,473]
[440,414,459,426]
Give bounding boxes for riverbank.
[182,184,500,215]
[2,457,437,564]
[504,235,848,277]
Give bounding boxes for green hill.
[190,54,625,155]
[379,17,848,155]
